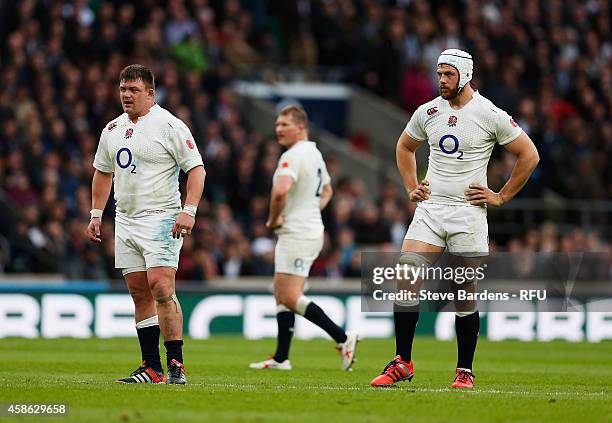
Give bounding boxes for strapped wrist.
[90,209,103,219]
[182,204,197,217]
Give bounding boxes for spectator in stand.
[0,1,609,279]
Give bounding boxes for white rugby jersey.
[405,91,523,206]
[93,104,203,217]
[273,140,331,238]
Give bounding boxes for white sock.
[135,315,159,329]
[295,296,312,316]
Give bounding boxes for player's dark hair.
[119,64,155,89]
[279,105,308,129]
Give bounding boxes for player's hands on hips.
[409,179,430,202]
[465,184,505,206]
[87,218,102,242]
[172,212,195,239]
[266,215,284,230]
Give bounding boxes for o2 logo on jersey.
[439,135,463,160]
[116,147,137,173]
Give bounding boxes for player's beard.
[440,82,459,100]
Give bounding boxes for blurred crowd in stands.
[0,0,609,280]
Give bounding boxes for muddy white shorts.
[405,202,489,257]
[274,235,324,277]
[115,211,183,275]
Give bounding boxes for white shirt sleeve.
[494,108,523,145]
[166,120,204,172]
[276,150,300,181]
[404,106,428,141]
[322,162,331,185]
[93,128,113,173]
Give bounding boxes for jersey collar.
[444,90,479,111]
[131,103,159,123]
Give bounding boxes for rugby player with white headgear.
[369,49,539,389]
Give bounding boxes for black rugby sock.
[455,312,479,370]
[273,310,295,362]
[304,303,347,344]
[137,325,162,373]
[393,304,419,361]
[164,340,184,367]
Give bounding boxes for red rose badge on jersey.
[448,116,458,127]
[186,139,195,149]
[125,128,133,139]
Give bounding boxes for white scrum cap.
[437,49,473,91]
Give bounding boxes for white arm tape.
[90,209,103,219]
[182,204,197,217]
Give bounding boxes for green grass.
[1,337,611,422]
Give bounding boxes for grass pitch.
[1,336,610,422]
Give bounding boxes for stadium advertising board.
[1,292,611,342]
